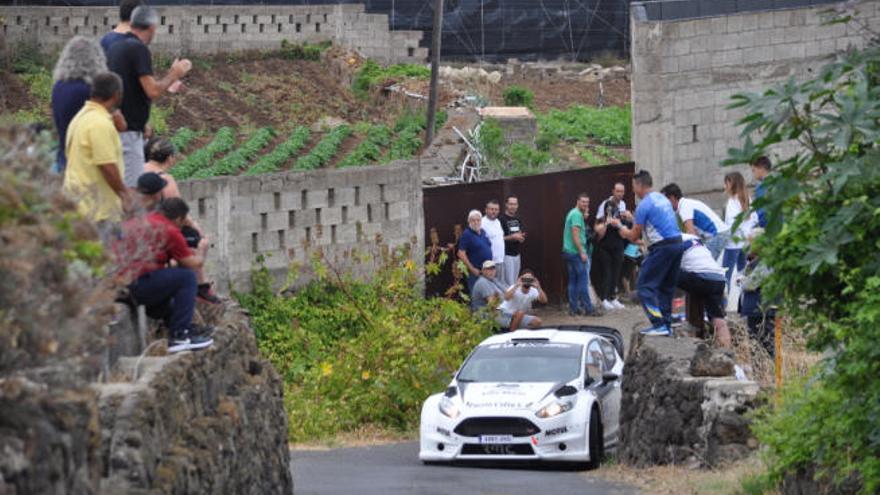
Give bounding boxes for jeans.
[563,252,594,314]
[722,248,747,289]
[129,268,197,339]
[637,240,683,328]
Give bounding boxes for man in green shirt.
[562,193,599,316]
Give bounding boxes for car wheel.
[586,407,604,470]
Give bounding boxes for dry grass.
[727,317,822,389]
[290,425,415,451]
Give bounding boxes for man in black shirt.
[107,6,191,187]
[593,197,629,311]
[499,195,526,287]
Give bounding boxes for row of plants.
[170,127,198,153]
[192,127,276,178]
[244,126,311,176]
[294,124,352,170]
[336,124,392,168]
[171,126,236,179]
[385,110,448,162]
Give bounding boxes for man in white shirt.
[482,199,506,281]
[661,183,730,259]
[498,270,548,330]
[677,234,731,348]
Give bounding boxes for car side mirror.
[602,372,619,383]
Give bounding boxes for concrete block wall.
[0,4,426,63]
[175,160,424,292]
[630,0,880,199]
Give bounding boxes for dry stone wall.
[0,3,426,63]
[630,0,880,197]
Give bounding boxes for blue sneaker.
[640,325,671,337]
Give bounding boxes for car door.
[597,338,623,447]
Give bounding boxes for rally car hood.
[458,382,557,411]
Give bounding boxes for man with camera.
[498,270,548,330]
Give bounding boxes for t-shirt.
[107,33,153,132]
[51,79,91,171]
[562,207,587,254]
[115,212,193,281]
[596,198,628,251]
[470,276,506,311]
[680,235,726,279]
[63,101,124,223]
[677,197,729,238]
[499,213,524,257]
[724,197,757,249]
[634,191,681,245]
[595,198,627,219]
[458,227,493,271]
[499,286,540,313]
[100,31,127,55]
[482,216,505,263]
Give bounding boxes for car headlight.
[439,397,461,419]
[536,400,574,419]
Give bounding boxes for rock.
[690,343,735,377]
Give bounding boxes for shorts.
[496,310,537,330]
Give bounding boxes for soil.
[500,77,631,112]
[0,72,36,115]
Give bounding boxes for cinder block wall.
[630,0,880,200]
[175,160,425,292]
[0,4,427,63]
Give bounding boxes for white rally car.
[419,326,624,468]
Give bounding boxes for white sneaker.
[168,338,191,354]
[601,300,615,311]
[611,299,625,309]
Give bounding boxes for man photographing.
[498,270,548,330]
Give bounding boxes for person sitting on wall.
[498,270,548,330]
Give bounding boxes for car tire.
[586,407,604,470]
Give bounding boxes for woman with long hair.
[721,171,756,292]
[51,36,126,174]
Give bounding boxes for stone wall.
[0,3,427,64]
[619,334,761,468]
[176,159,426,293]
[629,0,880,197]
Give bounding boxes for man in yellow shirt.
[64,72,130,238]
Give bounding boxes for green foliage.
[502,85,534,107]
[237,246,495,441]
[148,103,174,136]
[279,40,331,61]
[294,125,351,170]
[505,143,550,177]
[353,59,430,98]
[384,110,447,162]
[580,145,625,166]
[170,127,198,153]
[725,42,880,493]
[477,120,551,177]
[537,105,631,146]
[172,127,236,179]
[337,125,392,168]
[244,126,311,176]
[193,127,275,178]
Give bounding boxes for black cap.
[136,172,167,195]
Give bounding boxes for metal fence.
[424,162,635,304]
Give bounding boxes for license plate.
[479,435,513,444]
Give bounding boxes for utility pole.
[425,0,444,146]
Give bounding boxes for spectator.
[562,193,599,317]
[63,72,130,238]
[660,183,730,259]
[721,171,756,292]
[115,197,213,353]
[470,260,507,312]
[457,209,493,294]
[482,199,506,281]
[51,36,126,174]
[100,0,145,54]
[611,170,683,336]
[750,156,771,229]
[108,5,192,187]
[678,235,731,348]
[499,270,547,330]
[499,195,525,288]
[135,171,166,211]
[595,182,629,222]
[594,195,629,311]
[143,137,182,197]
[738,251,776,357]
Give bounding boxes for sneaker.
[187,334,214,350]
[602,300,615,311]
[197,283,222,304]
[640,325,671,337]
[191,324,215,338]
[168,337,191,354]
[611,299,625,310]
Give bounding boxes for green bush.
[502,85,534,107]
[477,120,551,177]
[537,105,631,146]
[353,59,430,98]
[506,143,550,177]
[237,246,494,441]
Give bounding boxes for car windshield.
[457,342,583,383]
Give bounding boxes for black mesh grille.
[454,417,541,437]
[461,443,535,456]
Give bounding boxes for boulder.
[690,343,735,377]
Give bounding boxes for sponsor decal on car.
[544,426,568,437]
[436,427,451,437]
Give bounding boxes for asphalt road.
[290,441,638,495]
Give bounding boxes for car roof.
[479,329,597,347]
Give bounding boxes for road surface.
[291,441,638,495]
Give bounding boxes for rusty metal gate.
[424,163,635,304]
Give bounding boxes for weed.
[352,59,430,98]
[502,85,534,107]
[279,40,330,61]
[538,105,631,146]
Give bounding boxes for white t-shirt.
[499,286,539,313]
[596,198,627,219]
[482,216,506,263]
[723,197,757,249]
[677,197,729,238]
[680,234,726,277]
